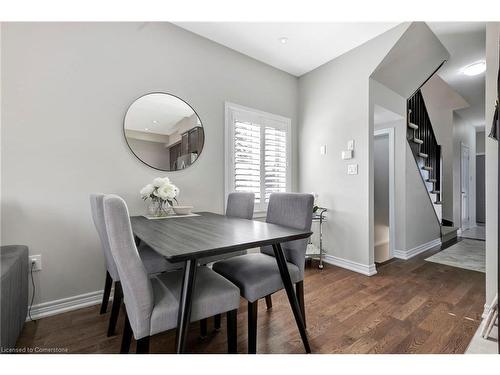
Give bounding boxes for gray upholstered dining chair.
[90,193,178,337]
[198,192,254,336]
[213,192,313,353]
[102,194,241,354]
[199,192,255,265]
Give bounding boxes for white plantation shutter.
[225,103,291,212]
[264,125,287,202]
[234,121,261,203]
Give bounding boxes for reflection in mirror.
[124,93,204,171]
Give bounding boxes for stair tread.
[434,201,442,204]
[427,178,437,182]
[412,138,424,144]
[408,122,419,130]
[430,190,440,194]
[419,152,429,158]
[422,166,433,170]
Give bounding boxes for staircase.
[407,90,458,243]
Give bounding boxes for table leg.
[175,259,197,354]
[272,243,311,353]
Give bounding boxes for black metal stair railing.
[407,90,442,208]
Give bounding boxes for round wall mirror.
[124,92,204,171]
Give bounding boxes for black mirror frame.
[123,92,204,172]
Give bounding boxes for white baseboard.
[323,254,377,276]
[27,289,108,321]
[393,238,441,260]
[482,303,491,319]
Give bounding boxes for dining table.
[130,211,313,354]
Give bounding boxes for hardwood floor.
[16,244,485,354]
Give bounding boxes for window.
[225,102,291,213]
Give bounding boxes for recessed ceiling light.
[279,37,288,44]
[462,61,486,76]
[152,120,158,124]
[145,128,149,131]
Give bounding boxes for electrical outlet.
[320,145,327,155]
[29,255,42,271]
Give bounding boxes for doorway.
[374,129,395,263]
[476,153,485,224]
[461,143,470,230]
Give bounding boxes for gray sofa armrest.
[1,245,29,351]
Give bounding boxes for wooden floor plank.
[16,243,485,354]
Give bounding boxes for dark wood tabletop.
[130,212,312,262]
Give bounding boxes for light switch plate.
[347,140,355,151]
[347,164,358,175]
[320,145,327,155]
[29,255,42,272]
[342,150,353,160]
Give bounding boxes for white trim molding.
[482,303,492,319]
[393,238,441,260]
[374,128,395,259]
[323,254,377,276]
[27,289,108,321]
[224,101,292,213]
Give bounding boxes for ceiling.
[174,22,486,129]
[174,22,399,76]
[428,22,486,129]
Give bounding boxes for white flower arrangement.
[141,177,179,216]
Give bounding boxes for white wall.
[1,22,299,305]
[374,134,390,262]
[404,144,442,248]
[476,131,486,224]
[476,154,486,224]
[453,112,477,228]
[0,22,2,261]
[298,24,408,271]
[476,130,486,154]
[485,22,499,310]
[371,22,449,99]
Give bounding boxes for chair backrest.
[226,192,255,220]
[89,193,119,281]
[103,194,154,340]
[261,193,314,279]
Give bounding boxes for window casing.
[225,102,292,213]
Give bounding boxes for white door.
[461,144,470,230]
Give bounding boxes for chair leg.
[227,309,238,354]
[248,300,258,354]
[214,313,222,331]
[200,318,208,338]
[136,336,150,354]
[296,281,306,328]
[100,271,112,315]
[120,311,132,354]
[265,295,273,310]
[107,281,123,337]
